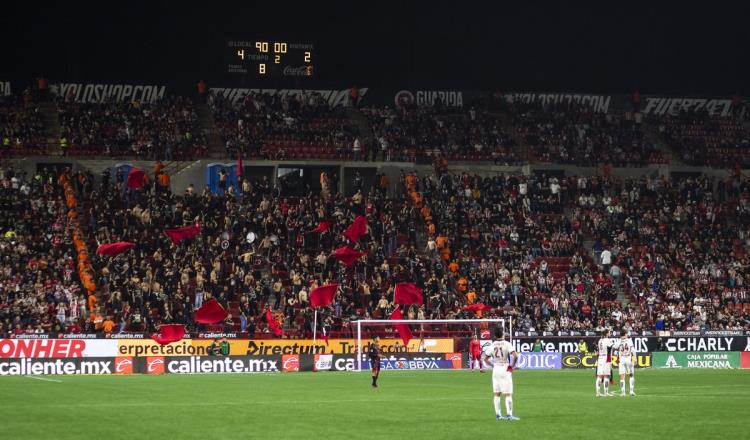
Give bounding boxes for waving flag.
[394,283,423,305]
[126,167,146,189]
[343,215,368,242]
[332,246,365,267]
[152,324,186,345]
[463,303,493,312]
[96,241,135,256]
[194,299,229,324]
[390,308,413,346]
[265,307,283,337]
[164,224,201,244]
[310,284,338,308]
[307,221,330,234]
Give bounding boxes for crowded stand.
[657,111,750,168]
[362,105,520,164]
[510,101,666,166]
[0,95,47,155]
[1,162,746,339]
[56,96,207,159]
[210,91,360,160]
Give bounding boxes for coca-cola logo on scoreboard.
[283,66,312,77]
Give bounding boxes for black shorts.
[370,359,380,372]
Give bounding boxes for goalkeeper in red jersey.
[469,335,484,372]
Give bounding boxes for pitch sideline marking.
[24,375,63,383]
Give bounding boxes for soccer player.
[368,335,382,388]
[482,328,519,421]
[615,331,636,396]
[595,329,615,397]
[469,335,484,372]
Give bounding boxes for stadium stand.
[1,162,747,338]
[56,97,207,159]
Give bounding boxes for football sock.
[372,376,377,386]
[493,396,502,416]
[595,377,601,393]
[630,377,635,393]
[620,379,625,392]
[604,380,609,394]
[505,396,513,417]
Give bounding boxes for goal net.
[353,318,511,372]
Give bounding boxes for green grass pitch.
[0,369,748,439]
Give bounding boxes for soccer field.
[0,369,748,440]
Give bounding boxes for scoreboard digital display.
[226,40,314,78]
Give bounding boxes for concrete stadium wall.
[4,157,742,196]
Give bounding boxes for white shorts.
[492,366,513,394]
[596,359,612,376]
[618,359,634,375]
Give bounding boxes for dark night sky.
[3,1,749,94]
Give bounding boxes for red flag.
[332,246,365,267]
[164,224,201,244]
[394,283,423,305]
[236,151,243,178]
[307,221,330,234]
[265,307,283,337]
[343,215,368,242]
[96,241,135,256]
[126,168,145,189]
[463,303,493,312]
[194,299,229,324]
[390,308,412,346]
[151,324,186,345]
[310,284,337,308]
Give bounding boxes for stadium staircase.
[195,103,225,158]
[39,100,61,155]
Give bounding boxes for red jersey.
[469,339,482,355]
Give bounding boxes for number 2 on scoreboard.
[304,51,311,63]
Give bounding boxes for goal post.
[354,318,512,372]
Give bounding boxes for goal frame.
[355,318,512,372]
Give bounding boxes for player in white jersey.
[614,331,636,396]
[595,329,615,397]
[482,328,519,421]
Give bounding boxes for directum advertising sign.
[653,352,740,369]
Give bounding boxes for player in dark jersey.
[368,335,382,388]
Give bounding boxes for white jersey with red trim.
[615,338,635,362]
[597,337,615,363]
[490,340,514,367]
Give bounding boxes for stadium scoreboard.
[226,40,314,78]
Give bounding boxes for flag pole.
[313,309,318,345]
